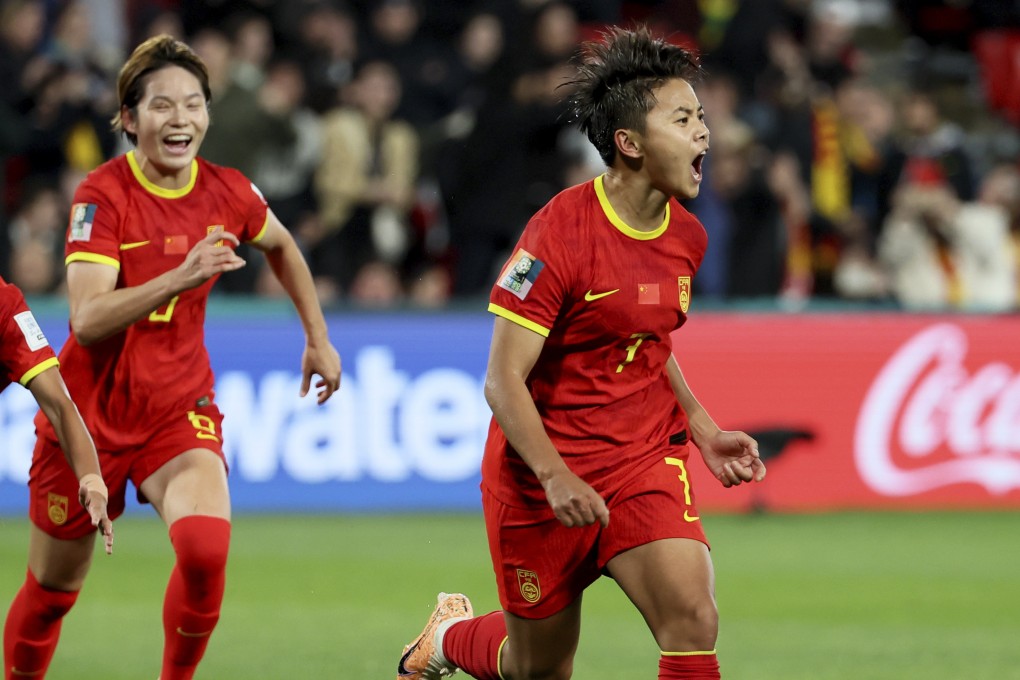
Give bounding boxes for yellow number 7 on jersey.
[149,295,180,323]
[616,332,651,373]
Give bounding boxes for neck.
[601,170,669,232]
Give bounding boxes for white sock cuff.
[433,616,471,667]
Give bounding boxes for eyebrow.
[673,105,705,116]
[149,93,205,103]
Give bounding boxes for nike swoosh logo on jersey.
[119,240,151,250]
[684,510,700,523]
[584,288,620,301]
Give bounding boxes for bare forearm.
[485,374,567,483]
[666,354,719,444]
[265,238,329,343]
[35,388,101,480]
[71,269,181,345]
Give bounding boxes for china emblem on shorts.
[678,276,692,313]
[47,493,68,525]
[516,568,541,603]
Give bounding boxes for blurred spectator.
[289,1,358,114]
[251,57,322,231]
[311,59,419,301]
[877,168,1015,311]
[510,1,581,214]
[348,259,404,308]
[406,261,451,308]
[435,9,527,296]
[6,182,64,294]
[360,0,454,134]
[897,86,976,201]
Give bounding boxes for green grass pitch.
[0,510,1017,679]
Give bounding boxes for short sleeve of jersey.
[65,181,123,270]
[488,217,577,337]
[0,283,58,388]
[236,175,270,244]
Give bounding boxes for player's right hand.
[541,469,609,528]
[79,480,114,555]
[177,228,245,290]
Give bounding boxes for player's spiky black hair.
[567,26,703,166]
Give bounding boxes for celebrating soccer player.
[2,35,341,680]
[398,27,764,680]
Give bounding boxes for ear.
[614,128,643,161]
[121,106,136,135]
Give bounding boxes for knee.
[169,516,230,578]
[657,598,718,652]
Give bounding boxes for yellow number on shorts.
[616,332,651,373]
[187,410,219,441]
[665,456,699,522]
[149,295,180,323]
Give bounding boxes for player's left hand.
[301,338,342,404]
[78,480,114,555]
[698,430,766,488]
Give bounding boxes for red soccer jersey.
[483,175,707,507]
[0,277,59,392]
[34,151,268,450]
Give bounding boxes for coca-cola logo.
[855,323,1020,496]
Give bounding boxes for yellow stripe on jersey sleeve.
[66,252,121,270]
[18,357,59,386]
[248,214,270,243]
[488,303,550,337]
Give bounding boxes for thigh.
[26,523,96,591]
[131,402,230,525]
[139,448,231,526]
[607,538,717,651]
[502,598,583,680]
[483,490,600,620]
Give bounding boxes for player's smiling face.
[123,65,209,188]
[639,78,709,200]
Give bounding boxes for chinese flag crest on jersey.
[516,568,541,603]
[678,276,691,313]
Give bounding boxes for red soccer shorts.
[28,402,226,540]
[483,445,709,619]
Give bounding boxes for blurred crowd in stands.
[1,0,1019,311]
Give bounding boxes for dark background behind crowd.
[1,0,1019,311]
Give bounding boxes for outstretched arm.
[253,210,341,404]
[484,317,609,528]
[29,367,113,554]
[666,354,765,488]
[67,228,246,346]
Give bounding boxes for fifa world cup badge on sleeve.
[498,249,545,300]
[516,568,541,603]
[68,203,97,242]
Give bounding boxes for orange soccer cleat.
[397,592,474,679]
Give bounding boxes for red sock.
[3,570,79,679]
[161,516,231,680]
[659,651,720,679]
[441,611,506,680]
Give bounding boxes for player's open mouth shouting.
[691,149,707,183]
[164,133,193,155]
